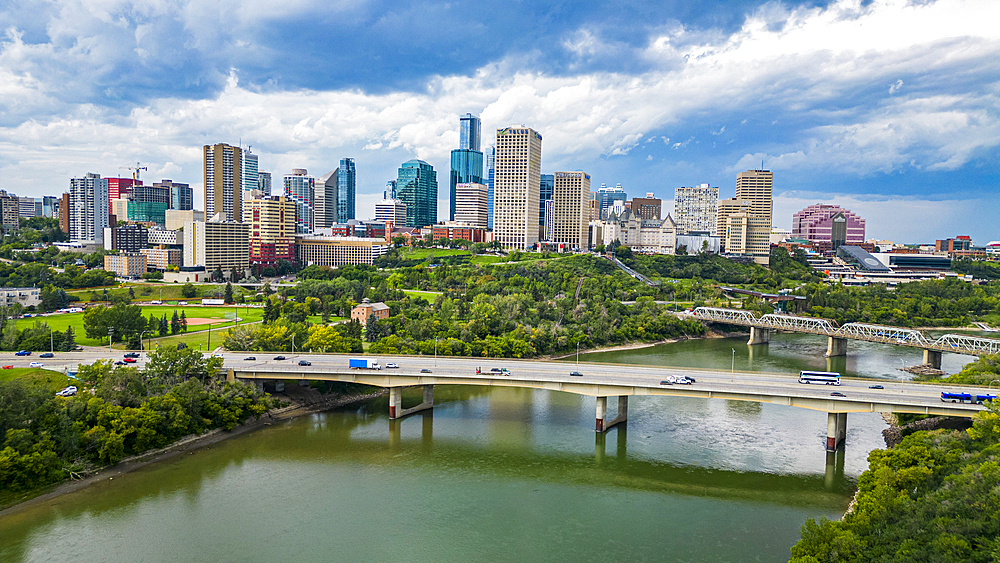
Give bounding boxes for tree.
[224,282,234,304]
[62,325,75,351]
[181,283,197,298]
[212,266,224,282]
[180,310,188,332]
[83,304,146,342]
[170,311,180,335]
[159,314,169,337]
[304,325,351,353]
[143,346,223,389]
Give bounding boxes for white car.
[386,362,399,369]
[56,385,77,397]
[28,361,44,368]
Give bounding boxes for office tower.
[42,196,57,218]
[107,177,141,215]
[630,193,662,221]
[539,173,554,226]
[283,169,315,234]
[337,158,356,223]
[596,183,627,219]
[244,195,296,266]
[494,125,542,250]
[18,197,38,218]
[258,172,272,194]
[242,147,258,200]
[0,191,19,230]
[454,182,489,229]
[69,172,109,244]
[735,170,773,225]
[315,169,338,229]
[460,112,481,151]
[375,182,406,227]
[450,114,484,221]
[792,204,866,245]
[485,145,495,230]
[204,143,243,222]
[396,160,437,228]
[716,198,751,240]
[543,199,555,241]
[551,172,590,250]
[674,184,719,233]
[183,219,249,273]
[59,193,70,233]
[153,180,193,211]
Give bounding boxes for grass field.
[400,248,471,260]
[0,367,69,391]
[66,282,266,304]
[402,290,443,301]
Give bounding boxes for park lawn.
[402,289,443,301]
[400,248,471,260]
[0,367,70,391]
[135,327,238,353]
[67,281,266,304]
[470,255,502,265]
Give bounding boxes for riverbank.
[0,385,385,517]
[549,327,747,359]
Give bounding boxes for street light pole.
[731,348,735,381]
[49,326,53,354]
[109,327,114,352]
[435,337,438,366]
[577,342,580,366]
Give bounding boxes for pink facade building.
[792,204,865,245]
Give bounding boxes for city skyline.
[0,0,996,243]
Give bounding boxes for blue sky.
[0,0,997,243]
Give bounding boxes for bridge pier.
[255,380,264,394]
[826,412,847,451]
[747,326,770,346]
[388,385,434,420]
[596,396,628,432]
[923,349,943,370]
[825,337,847,357]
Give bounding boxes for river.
[0,333,974,562]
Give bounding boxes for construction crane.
[119,162,148,183]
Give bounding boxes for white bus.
[798,371,841,385]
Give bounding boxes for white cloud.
[889,79,904,94]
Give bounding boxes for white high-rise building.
[552,171,590,250]
[493,125,542,250]
[734,169,774,265]
[453,182,489,229]
[283,169,315,234]
[674,184,719,234]
[315,169,338,229]
[69,173,109,245]
[204,143,242,222]
[375,181,406,228]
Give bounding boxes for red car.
[1,365,12,369]
[123,357,137,363]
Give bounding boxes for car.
[659,380,672,385]
[244,356,257,361]
[123,357,137,363]
[386,362,399,369]
[570,371,583,376]
[114,360,125,366]
[830,392,846,397]
[1,365,12,369]
[124,352,140,358]
[674,377,694,385]
[28,361,44,368]
[490,367,502,373]
[273,356,286,361]
[868,385,884,389]
[40,352,54,358]
[420,368,432,373]
[178,301,188,306]
[14,350,30,356]
[56,385,77,397]
[298,360,312,366]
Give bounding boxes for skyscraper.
[242,147,258,201]
[375,182,406,228]
[450,114,484,221]
[485,145,495,230]
[244,194,296,267]
[107,177,140,215]
[552,171,590,250]
[454,182,489,229]
[494,125,542,250]
[337,158,356,223]
[674,184,719,233]
[69,172,109,245]
[258,172,272,194]
[315,169,338,229]
[539,173,554,226]
[596,183,627,219]
[396,160,437,228]
[283,169,315,234]
[734,169,773,265]
[204,143,242,222]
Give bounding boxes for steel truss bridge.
[692,307,1000,357]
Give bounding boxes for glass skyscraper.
[396,159,437,228]
[337,158,356,223]
[450,114,483,221]
[596,183,628,219]
[539,173,554,226]
[284,169,316,234]
[485,145,495,230]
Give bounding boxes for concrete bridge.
[223,353,990,454]
[692,306,1000,368]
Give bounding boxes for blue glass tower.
[450,114,483,221]
[396,159,438,228]
[337,158,356,223]
[485,145,495,230]
[539,173,554,226]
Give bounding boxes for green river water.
[0,333,974,562]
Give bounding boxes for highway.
[12,349,991,417]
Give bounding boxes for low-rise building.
[104,253,147,278]
[165,209,205,231]
[140,248,182,269]
[603,209,677,255]
[0,287,41,308]
[103,224,148,252]
[350,298,390,327]
[295,235,389,266]
[431,221,487,243]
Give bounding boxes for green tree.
[159,315,169,337]
[170,311,181,335]
[224,282,234,304]
[181,283,197,298]
[61,325,76,351]
[144,346,223,389]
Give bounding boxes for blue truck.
[349,358,382,370]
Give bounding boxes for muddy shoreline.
[0,385,386,517]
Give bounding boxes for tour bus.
[798,371,842,385]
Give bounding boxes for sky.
[0,0,997,244]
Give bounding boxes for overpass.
[691,306,1000,368]
[224,353,990,454]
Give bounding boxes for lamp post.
[731,348,735,382]
[108,327,114,352]
[434,337,438,366]
[140,330,149,351]
[291,334,295,354]
[48,326,53,354]
[577,342,580,366]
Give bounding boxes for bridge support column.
[923,349,943,370]
[826,412,847,451]
[747,326,770,346]
[255,381,264,394]
[388,385,434,420]
[826,337,847,357]
[298,379,310,387]
[274,381,285,392]
[596,396,628,432]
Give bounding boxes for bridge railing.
[836,323,931,346]
[932,334,1000,356]
[759,313,838,333]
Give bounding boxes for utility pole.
[109,327,115,352]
